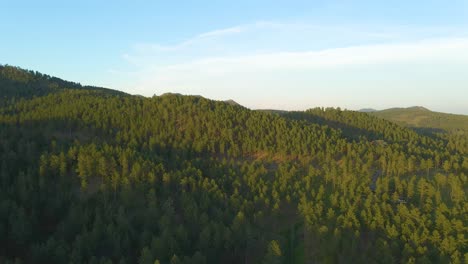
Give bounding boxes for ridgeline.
[1,65,467,264]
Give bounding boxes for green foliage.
[0,67,466,263]
[263,240,282,264]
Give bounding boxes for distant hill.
[358,108,378,113]
[224,99,241,106]
[256,109,289,115]
[370,106,468,132]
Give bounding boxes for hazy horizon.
[1,1,468,114]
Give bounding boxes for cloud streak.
[137,37,468,82]
[123,21,427,66]
[136,26,245,53]
[115,22,468,113]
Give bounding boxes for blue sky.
[1,0,468,114]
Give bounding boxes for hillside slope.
[0,67,466,264]
[0,65,126,100]
[370,106,468,131]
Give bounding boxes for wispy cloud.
[198,26,244,38]
[134,37,468,85]
[176,38,468,69]
[122,21,423,67]
[114,21,468,113]
[136,26,245,53]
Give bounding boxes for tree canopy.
[0,66,466,264]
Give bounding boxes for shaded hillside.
[283,107,433,144]
[0,66,467,264]
[0,65,127,100]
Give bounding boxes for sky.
[1,0,468,114]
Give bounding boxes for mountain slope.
[0,66,466,264]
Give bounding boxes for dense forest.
[0,65,467,264]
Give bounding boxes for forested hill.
[0,67,467,264]
[370,106,468,132]
[0,65,126,99]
